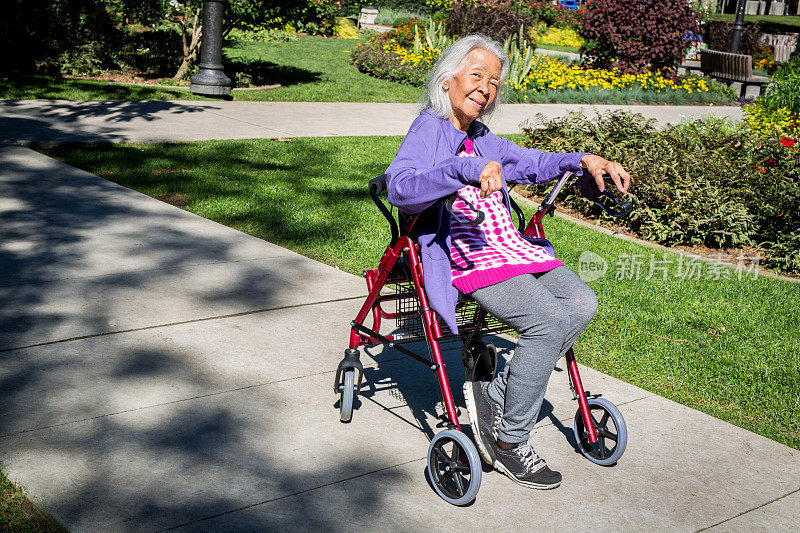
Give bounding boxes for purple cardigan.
[385,110,586,334]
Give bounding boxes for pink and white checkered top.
[448,138,563,294]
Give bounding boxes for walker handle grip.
[444,192,486,227]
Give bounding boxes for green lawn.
[504,85,736,105]
[223,36,420,102]
[40,136,800,451]
[0,470,62,532]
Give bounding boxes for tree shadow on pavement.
[0,100,216,144]
[0,143,409,530]
[355,334,582,462]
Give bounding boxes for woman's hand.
[479,161,502,198]
[580,154,631,194]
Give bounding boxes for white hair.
[421,34,509,121]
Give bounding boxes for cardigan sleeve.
[386,121,492,214]
[495,133,587,185]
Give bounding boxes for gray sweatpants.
[470,266,598,444]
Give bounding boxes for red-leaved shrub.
[445,0,531,43]
[580,0,700,74]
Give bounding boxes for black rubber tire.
[573,397,627,466]
[463,341,497,382]
[339,369,355,423]
[427,429,482,505]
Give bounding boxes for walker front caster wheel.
[427,429,482,505]
[339,369,356,423]
[573,397,627,466]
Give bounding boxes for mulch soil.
[62,71,190,87]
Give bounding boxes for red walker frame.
[335,172,628,504]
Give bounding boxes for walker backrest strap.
[507,195,527,232]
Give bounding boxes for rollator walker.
[334,171,632,505]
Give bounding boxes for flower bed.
[351,33,438,86]
[504,54,730,101]
[535,26,583,49]
[352,30,735,104]
[743,56,800,139]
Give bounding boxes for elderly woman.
[385,34,630,489]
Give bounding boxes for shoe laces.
[490,405,502,439]
[514,442,544,473]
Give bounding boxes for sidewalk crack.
[0,354,407,439]
[202,109,295,137]
[0,295,366,353]
[696,486,800,531]
[537,395,650,431]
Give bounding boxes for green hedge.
[521,111,800,274]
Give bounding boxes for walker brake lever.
[444,192,486,227]
[576,173,633,218]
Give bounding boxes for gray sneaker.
[494,442,562,489]
[463,380,503,465]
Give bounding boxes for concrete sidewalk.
[0,100,743,145]
[0,102,798,532]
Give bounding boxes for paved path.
[1,101,798,532]
[535,48,581,61]
[0,100,743,144]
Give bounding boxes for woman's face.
[445,48,502,132]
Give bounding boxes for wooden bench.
[699,49,769,98]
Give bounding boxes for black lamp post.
[190,0,232,97]
[730,0,747,54]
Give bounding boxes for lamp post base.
[190,66,232,97]
[189,82,232,96]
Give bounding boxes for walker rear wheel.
[339,369,355,423]
[463,341,497,382]
[427,429,482,505]
[573,397,627,466]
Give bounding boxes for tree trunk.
[173,58,192,81]
[172,8,202,81]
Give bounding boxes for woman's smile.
[468,96,486,108]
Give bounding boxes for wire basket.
[391,280,514,342]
